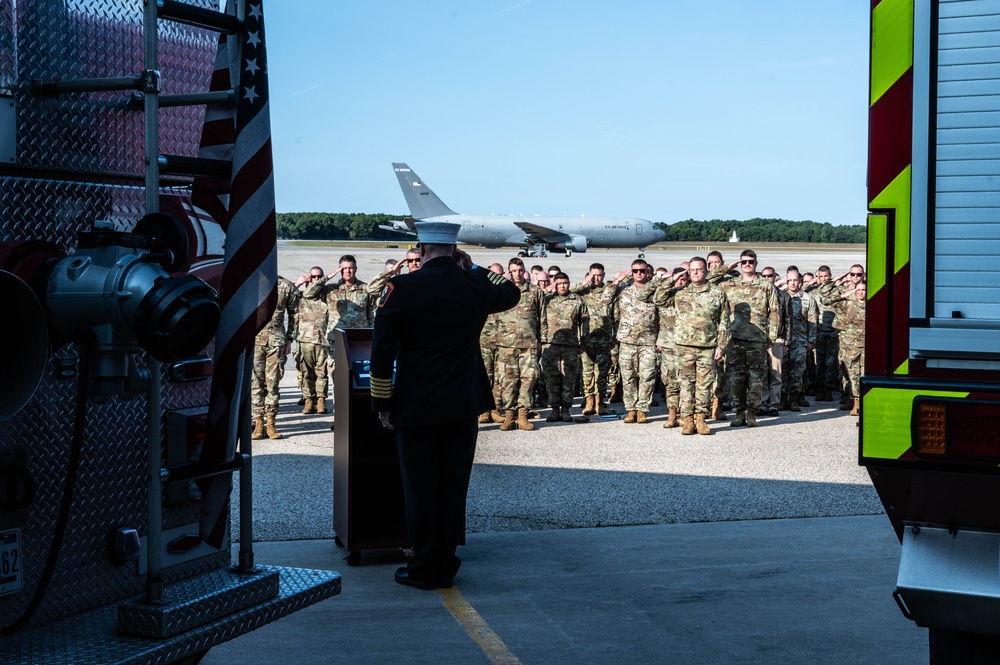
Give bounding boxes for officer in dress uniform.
[369,221,520,590]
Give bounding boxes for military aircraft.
[381,163,667,257]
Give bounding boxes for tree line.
[659,218,865,243]
[276,212,866,244]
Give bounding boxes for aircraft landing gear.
[638,247,647,259]
[564,248,572,258]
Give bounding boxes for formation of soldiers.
[250,248,866,438]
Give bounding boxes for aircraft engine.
[551,235,588,254]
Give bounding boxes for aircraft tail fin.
[392,163,457,219]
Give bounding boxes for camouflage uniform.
[541,291,589,408]
[782,289,819,398]
[721,276,780,414]
[305,276,374,380]
[496,282,544,410]
[807,282,840,397]
[252,277,298,420]
[821,285,865,398]
[707,266,738,404]
[603,278,658,414]
[295,289,329,401]
[674,282,730,418]
[763,288,791,409]
[637,276,683,411]
[480,311,503,409]
[572,281,615,404]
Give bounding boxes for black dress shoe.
[767,407,779,417]
[394,566,436,590]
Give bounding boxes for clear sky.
[262,1,870,226]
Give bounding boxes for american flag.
[196,0,277,548]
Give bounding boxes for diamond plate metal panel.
[1,566,342,665]
[118,566,279,638]
[8,0,219,178]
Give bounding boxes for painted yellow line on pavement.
[439,587,523,665]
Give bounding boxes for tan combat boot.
[252,417,265,440]
[711,398,727,421]
[517,407,535,431]
[695,414,712,435]
[546,407,562,423]
[582,395,596,416]
[746,410,758,428]
[623,410,637,423]
[490,409,506,424]
[597,397,609,415]
[265,412,283,440]
[730,411,747,427]
[316,397,328,414]
[788,394,801,412]
[479,412,492,424]
[636,411,648,424]
[663,407,679,428]
[500,409,516,431]
[850,398,860,417]
[302,397,316,415]
[680,417,696,435]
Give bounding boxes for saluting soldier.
[295,267,330,414]
[304,254,375,400]
[541,272,590,422]
[572,263,614,415]
[674,257,730,435]
[495,257,545,431]
[370,221,519,590]
[478,263,507,424]
[252,275,298,439]
[603,259,659,423]
[637,267,688,428]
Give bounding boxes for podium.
[332,328,408,565]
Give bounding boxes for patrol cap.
[414,221,461,245]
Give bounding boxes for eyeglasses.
[309,274,322,279]
[761,273,775,278]
[740,260,756,265]
[631,269,646,274]
[406,259,421,264]
[849,272,864,276]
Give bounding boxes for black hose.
[1,344,90,635]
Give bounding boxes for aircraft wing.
[379,220,417,237]
[514,220,572,243]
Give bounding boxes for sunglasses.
[740,260,756,265]
[406,259,421,263]
[850,272,864,276]
[631,269,646,273]
[761,273,775,278]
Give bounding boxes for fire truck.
[865,0,1000,660]
[0,1,339,662]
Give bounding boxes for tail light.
[912,397,1000,461]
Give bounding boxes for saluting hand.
[453,248,473,270]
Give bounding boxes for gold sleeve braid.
[370,376,393,399]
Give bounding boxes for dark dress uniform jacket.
[370,256,520,427]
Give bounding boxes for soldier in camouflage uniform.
[638,267,688,428]
[819,274,866,416]
[252,276,298,439]
[296,267,330,415]
[759,267,790,416]
[806,265,840,402]
[541,272,590,422]
[572,263,615,415]
[706,251,736,420]
[479,263,507,424]
[674,257,730,435]
[304,255,375,411]
[496,257,544,431]
[603,259,659,423]
[720,250,779,428]
[780,269,818,411]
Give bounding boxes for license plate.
[0,529,22,596]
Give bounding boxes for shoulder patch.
[486,271,508,286]
[377,283,394,308]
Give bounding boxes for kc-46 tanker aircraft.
[381,163,667,257]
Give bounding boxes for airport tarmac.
[201,242,924,663]
[275,240,866,286]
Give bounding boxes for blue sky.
[262,1,870,226]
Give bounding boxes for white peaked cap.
[414,221,461,245]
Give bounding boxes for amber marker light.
[912,398,1000,461]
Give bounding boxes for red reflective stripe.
[869,67,913,203]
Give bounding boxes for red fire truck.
[865,0,1000,660]
[0,1,339,662]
